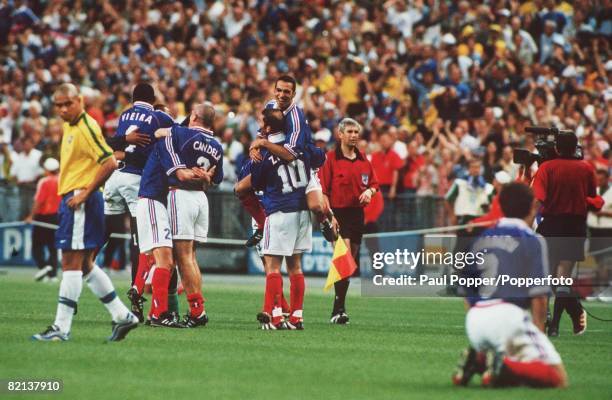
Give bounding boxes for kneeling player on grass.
[452,182,567,388]
[248,108,313,330]
[157,104,223,328]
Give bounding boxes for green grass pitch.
[1,271,610,400]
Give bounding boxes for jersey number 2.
[278,159,308,193]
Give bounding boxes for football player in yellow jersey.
[33,83,139,342]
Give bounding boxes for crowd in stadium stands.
[0,0,610,220]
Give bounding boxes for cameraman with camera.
[531,133,598,337]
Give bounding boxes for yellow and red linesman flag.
[324,235,357,291]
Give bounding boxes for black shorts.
[333,207,365,245]
[536,215,587,263]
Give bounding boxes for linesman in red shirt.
[25,158,61,282]
[531,133,598,337]
[319,118,379,324]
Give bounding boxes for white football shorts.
[262,210,312,256]
[103,170,141,216]
[466,300,562,365]
[305,169,322,194]
[167,189,209,243]
[135,198,172,253]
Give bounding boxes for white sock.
[53,270,83,334]
[84,265,131,322]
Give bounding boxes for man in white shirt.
[10,137,43,184]
[10,137,43,218]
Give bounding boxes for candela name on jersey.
[193,141,221,161]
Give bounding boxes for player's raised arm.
[251,137,296,162]
[154,128,171,138]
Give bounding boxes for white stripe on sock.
[85,265,130,322]
[54,270,83,334]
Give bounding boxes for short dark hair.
[262,108,285,132]
[556,133,577,156]
[275,75,297,92]
[499,182,534,219]
[132,83,155,104]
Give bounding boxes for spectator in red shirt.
[319,118,379,324]
[25,158,61,282]
[531,134,597,337]
[370,131,404,199]
[402,140,425,193]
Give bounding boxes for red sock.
[503,358,564,387]
[240,191,266,228]
[151,268,171,318]
[264,272,283,322]
[289,273,305,323]
[280,293,290,314]
[187,293,205,317]
[133,253,151,294]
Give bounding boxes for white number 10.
[278,159,308,193]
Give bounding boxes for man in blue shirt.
[134,104,216,328]
[238,75,336,247]
[157,103,223,328]
[248,108,312,330]
[453,183,567,388]
[102,83,174,320]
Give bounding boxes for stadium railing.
[0,184,453,274]
[0,184,450,235]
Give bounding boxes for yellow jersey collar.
[70,112,86,126]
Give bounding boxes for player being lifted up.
[156,103,223,327]
[103,82,174,322]
[235,111,292,317]
[452,182,567,388]
[248,108,319,330]
[235,75,337,247]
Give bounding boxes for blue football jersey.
[138,142,168,204]
[265,100,312,158]
[159,125,224,188]
[250,149,311,215]
[114,101,174,175]
[462,218,551,309]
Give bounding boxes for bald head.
[190,103,215,129]
[53,83,83,122]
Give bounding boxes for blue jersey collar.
[268,99,297,116]
[282,102,297,115]
[192,126,214,137]
[133,101,154,110]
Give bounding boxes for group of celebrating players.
[31,75,575,389]
[33,74,338,337]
